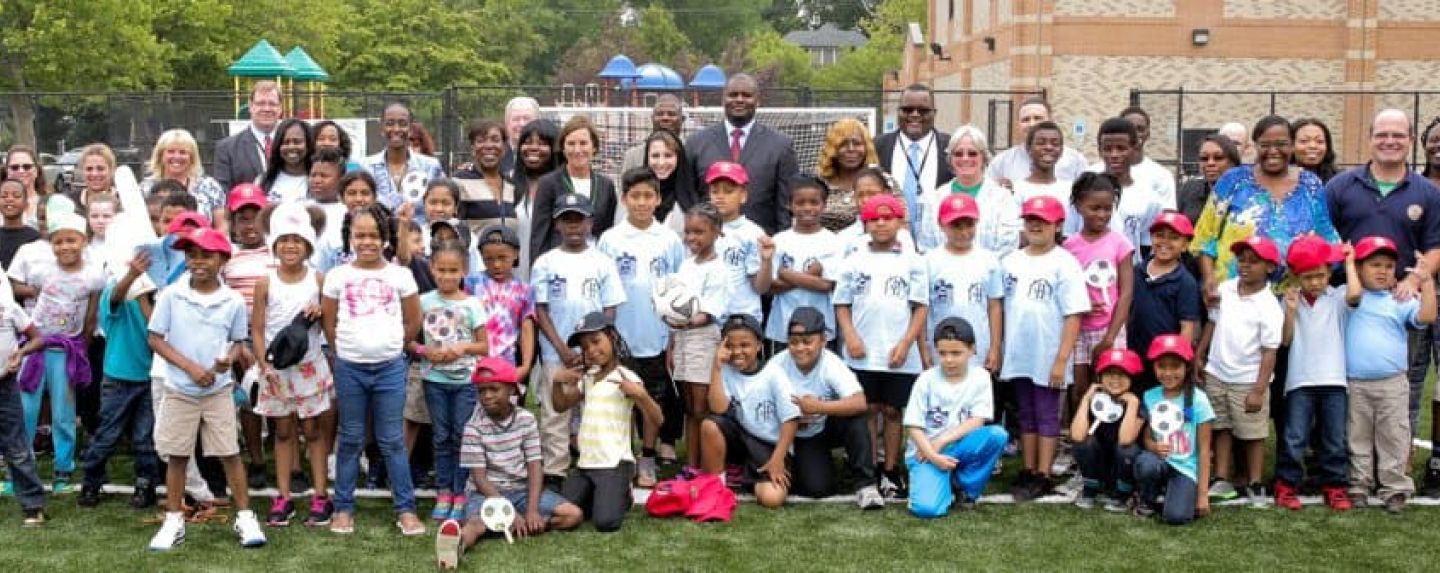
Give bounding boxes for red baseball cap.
[171,227,233,255]
[1020,195,1065,224]
[471,356,519,385]
[1229,235,1280,265]
[1285,235,1342,274]
[938,193,980,225]
[227,183,267,212]
[1146,334,1195,362]
[1149,210,1195,238]
[1095,348,1143,376]
[165,211,210,236]
[1353,235,1399,262]
[860,194,906,222]
[704,161,749,186]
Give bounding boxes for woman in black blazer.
[529,115,617,261]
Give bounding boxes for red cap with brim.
[1146,334,1195,362]
[171,227,233,255]
[704,161,749,185]
[860,194,906,222]
[1285,235,1343,274]
[1020,195,1065,224]
[1353,235,1399,262]
[1095,349,1143,376]
[471,356,519,385]
[1229,235,1280,265]
[165,211,210,235]
[227,183,267,212]
[938,193,980,225]
[1149,211,1195,238]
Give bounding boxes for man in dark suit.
[687,73,799,235]
[213,81,283,193]
[876,84,952,236]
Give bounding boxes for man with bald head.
[500,96,540,176]
[687,74,800,233]
[621,93,686,175]
[1218,121,1254,164]
[1327,109,1440,485]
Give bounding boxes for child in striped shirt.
[551,312,663,533]
[435,357,581,569]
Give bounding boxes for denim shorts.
[463,488,567,522]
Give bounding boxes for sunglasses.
[900,106,934,115]
[7,164,34,171]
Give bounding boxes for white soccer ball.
[652,276,700,328]
[401,172,429,203]
[1149,401,1185,438]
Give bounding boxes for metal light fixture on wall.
[1192,28,1210,46]
[929,42,952,61]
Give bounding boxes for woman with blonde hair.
[139,129,225,225]
[67,144,118,211]
[816,118,879,232]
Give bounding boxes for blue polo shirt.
[1127,259,1202,356]
[1326,164,1440,276]
[1345,289,1421,379]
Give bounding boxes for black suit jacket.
[213,128,267,192]
[876,129,953,191]
[686,122,799,235]
[528,170,618,262]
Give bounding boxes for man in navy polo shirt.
[1326,109,1440,487]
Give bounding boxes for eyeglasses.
[900,106,934,115]
[7,164,34,171]
[1255,140,1292,150]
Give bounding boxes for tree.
[331,0,513,90]
[812,0,924,90]
[1,0,172,146]
[634,4,695,66]
[737,29,813,89]
[658,0,771,58]
[797,0,879,31]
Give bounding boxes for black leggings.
[559,463,634,533]
[791,414,875,497]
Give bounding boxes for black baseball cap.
[933,317,976,344]
[553,192,594,219]
[477,224,520,249]
[720,314,763,338]
[567,311,614,347]
[429,218,472,250]
[787,307,826,336]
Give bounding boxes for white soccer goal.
[538,106,878,181]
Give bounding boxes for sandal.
[396,513,426,536]
[329,513,355,535]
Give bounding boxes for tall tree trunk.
[2,60,37,147]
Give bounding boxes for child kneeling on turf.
[1344,236,1435,513]
[553,312,662,531]
[435,357,582,569]
[904,318,1007,518]
[1070,349,1143,512]
[701,314,801,508]
[1135,335,1215,524]
[147,227,265,550]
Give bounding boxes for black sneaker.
[1385,493,1407,514]
[882,468,909,500]
[77,485,102,508]
[1009,470,1036,501]
[1420,462,1440,499]
[130,482,157,509]
[247,464,268,491]
[290,471,311,495]
[1025,474,1053,501]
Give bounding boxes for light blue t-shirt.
[419,292,487,385]
[98,282,153,382]
[148,281,248,397]
[768,349,862,439]
[903,366,994,459]
[531,247,626,363]
[721,363,801,445]
[999,247,1090,387]
[140,235,188,286]
[833,244,928,374]
[597,220,685,357]
[719,217,765,322]
[1345,289,1421,379]
[1142,386,1216,482]
[765,228,840,342]
[925,246,1005,366]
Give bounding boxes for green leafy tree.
[740,29,813,88]
[658,0,770,58]
[812,0,925,90]
[1,0,171,145]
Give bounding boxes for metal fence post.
[1414,92,1422,169]
[1175,87,1184,175]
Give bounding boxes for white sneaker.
[1055,474,1084,496]
[148,513,186,551]
[856,485,885,509]
[234,509,268,548]
[436,518,463,569]
[1050,451,1074,476]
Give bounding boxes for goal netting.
[538,106,878,181]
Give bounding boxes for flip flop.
[396,518,426,536]
[329,514,355,535]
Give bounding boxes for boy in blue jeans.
[1,285,47,525]
[904,318,1007,517]
[1344,236,1435,513]
[79,251,162,509]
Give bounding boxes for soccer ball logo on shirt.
[615,253,637,278]
[932,279,953,307]
[853,272,872,296]
[548,276,567,300]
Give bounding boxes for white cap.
[47,211,87,237]
[267,203,317,252]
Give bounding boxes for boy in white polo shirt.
[1275,235,1350,512]
[1196,235,1282,508]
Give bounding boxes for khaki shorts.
[154,389,240,458]
[670,324,719,384]
[403,363,430,424]
[1203,373,1269,440]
